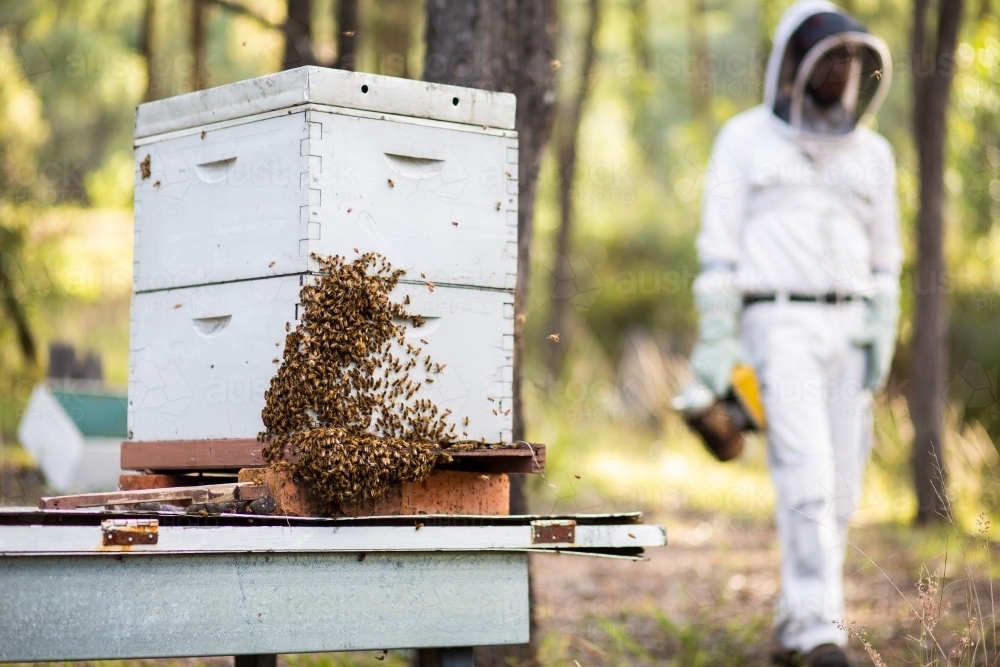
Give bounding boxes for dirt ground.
[531,508,998,666]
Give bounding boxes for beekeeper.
[687,2,900,665]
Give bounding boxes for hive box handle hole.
[191,315,233,337]
[194,157,236,184]
[384,154,444,180]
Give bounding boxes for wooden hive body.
[128,68,517,446]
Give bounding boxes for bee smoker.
[672,364,766,462]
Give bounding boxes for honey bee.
[257,251,466,507]
[269,261,276,268]
[487,397,495,403]
[495,202,502,211]
[479,475,490,481]
[387,179,395,188]
[504,409,511,416]
[153,180,161,188]
[425,281,434,292]
[872,69,882,80]
[451,221,458,227]
[200,130,206,139]
[547,333,560,342]
[347,208,353,213]
[420,338,429,345]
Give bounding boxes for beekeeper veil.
[765,1,891,136]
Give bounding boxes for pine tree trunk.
[369,0,416,77]
[141,0,158,101]
[547,0,601,375]
[423,2,557,664]
[334,0,359,70]
[910,0,964,524]
[283,0,316,69]
[190,0,207,90]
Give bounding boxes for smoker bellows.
[128,67,518,446]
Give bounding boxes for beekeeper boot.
[772,643,853,667]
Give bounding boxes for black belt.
[743,293,864,306]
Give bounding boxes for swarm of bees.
[259,252,470,508]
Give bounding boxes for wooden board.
[239,468,510,517]
[121,439,545,474]
[118,473,236,490]
[37,483,258,510]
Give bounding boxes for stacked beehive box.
[128,67,517,448]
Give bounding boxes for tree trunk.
[190,0,207,91]
[630,0,650,69]
[424,2,557,664]
[910,0,963,524]
[334,0,359,70]
[547,0,601,375]
[687,0,709,118]
[508,0,558,457]
[284,0,316,69]
[424,0,510,89]
[141,0,158,101]
[370,0,416,77]
[0,253,36,363]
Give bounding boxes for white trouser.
[741,299,873,652]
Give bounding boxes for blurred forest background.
[0,0,998,545]
[1,0,999,663]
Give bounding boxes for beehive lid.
[134,67,517,139]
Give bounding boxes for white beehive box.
[128,68,518,446]
[128,278,513,443]
[133,67,518,292]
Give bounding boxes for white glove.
[688,270,745,398]
[850,273,900,392]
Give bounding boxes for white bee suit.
[693,0,901,653]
